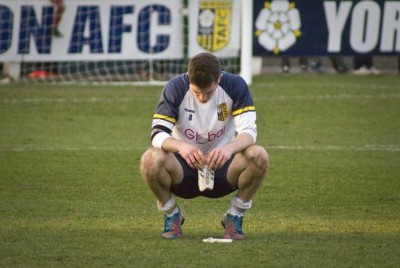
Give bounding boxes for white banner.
[0,0,183,61]
[189,0,241,58]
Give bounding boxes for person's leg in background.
[281,56,290,73]
[299,57,308,72]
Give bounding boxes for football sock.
[157,195,179,216]
[166,205,179,217]
[227,195,253,217]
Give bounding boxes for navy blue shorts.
[171,153,237,199]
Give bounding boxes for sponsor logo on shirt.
[184,108,195,113]
[184,126,226,144]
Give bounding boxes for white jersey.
[151,72,257,154]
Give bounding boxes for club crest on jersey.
[197,0,232,52]
[217,102,229,121]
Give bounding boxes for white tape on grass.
[203,237,233,243]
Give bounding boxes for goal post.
[0,0,253,85]
[240,0,253,85]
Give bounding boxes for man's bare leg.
[140,147,183,205]
[140,148,185,238]
[222,145,269,239]
[227,145,269,202]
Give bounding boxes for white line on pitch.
[253,82,399,90]
[0,146,147,152]
[0,97,155,104]
[255,93,400,101]
[0,145,399,152]
[1,94,400,104]
[267,145,400,152]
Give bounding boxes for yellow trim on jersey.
[153,113,176,124]
[232,106,256,116]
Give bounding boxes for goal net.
[0,0,252,84]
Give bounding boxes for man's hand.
[207,146,234,171]
[207,133,255,170]
[178,143,207,169]
[161,137,206,169]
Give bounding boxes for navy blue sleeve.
[219,72,255,115]
[154,74,189,123]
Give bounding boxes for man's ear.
[217,73,222,83]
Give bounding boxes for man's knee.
[245,145,269,175]
[140,148,167,177]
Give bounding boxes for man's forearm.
[223,132,255,155]
[161,137,185,153]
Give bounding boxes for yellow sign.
[197,1,232,52]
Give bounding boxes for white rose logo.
[255,1,302,54]
[199,9,215,29]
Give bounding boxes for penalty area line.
[0,146,148,152]
[267,145,400,152]
[0,145,399,152]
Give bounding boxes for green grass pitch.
[1,74,399,267]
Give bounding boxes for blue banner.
[253,0,400,56]
[0,0,183,62]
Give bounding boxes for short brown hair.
[187,53,221,89]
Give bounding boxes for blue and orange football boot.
[162,209,185,239]
[221,213,244,240]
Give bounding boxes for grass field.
[1,74,399,267]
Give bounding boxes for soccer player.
[140,52,269,239]
[50,0,65,37]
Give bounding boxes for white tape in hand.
[198,165,215,192]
